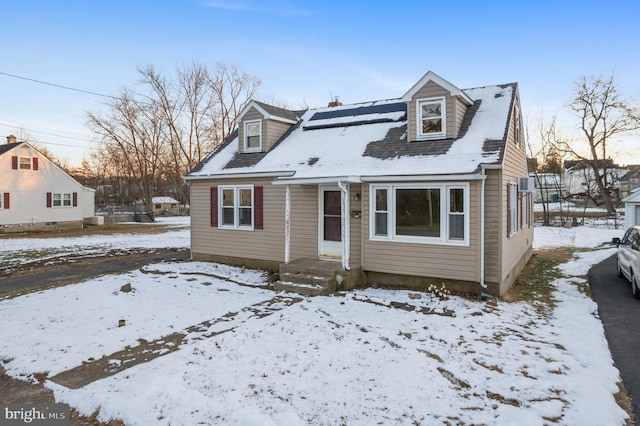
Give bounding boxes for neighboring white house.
[0,135,95,233]
[532,173,564,203]
[564,162,627,200]
[623,189,640,229]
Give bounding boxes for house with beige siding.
[185,71,533,296]
[0,135,95,233]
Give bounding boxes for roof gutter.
[184,171,295,182]
[361,173,487,182]
[273,175,361,186]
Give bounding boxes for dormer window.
[417,97,446,139]
[244,120,262,152]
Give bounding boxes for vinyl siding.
[190,177,286,262]
[264,119,292,151]
[454,97,467,136]
[483,169,501,284]
[349,184,363,268]
[289,185,318,259]
[191,180,364,267]
[498,94,534,294]
[361,181,480,282]
[407,81,459,141]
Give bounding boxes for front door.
[319,187,342,259]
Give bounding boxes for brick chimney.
[6,135,17,144]
[328,97,343,107]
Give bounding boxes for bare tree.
[87,62,261,206]
[529,116,569,226]
[87,89,165,204]
[557,72,640,213]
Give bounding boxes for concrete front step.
[275,258,343,296]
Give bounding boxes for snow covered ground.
[0,218,631,425]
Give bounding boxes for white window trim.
[509,183,518,236]
[218,185,254,230]
[416,97,446,140]
[369,183,469,246]
[52,193,72,208]
[19,156,32,170]
[520,192,529,229]
[243,120,262,153]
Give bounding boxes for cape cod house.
[185,71,533,296]
[0,135,95,233]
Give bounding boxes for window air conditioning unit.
[518,177,535,192]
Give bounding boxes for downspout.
[337,181,350,270]
[480,171,487,288]
[285,184,291,264]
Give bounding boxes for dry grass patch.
[503,247,574,311]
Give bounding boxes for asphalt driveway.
[0,249,190,298]
[589,254,640,425]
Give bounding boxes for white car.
[614,226,640,299]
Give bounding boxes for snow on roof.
[152,196,179,204]
[188,83,514,181]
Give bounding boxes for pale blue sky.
[1,0,638,166]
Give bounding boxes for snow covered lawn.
[0,221,630,425]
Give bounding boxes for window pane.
[449,215,464,240]
[63,194,71,206]
[450,189,464,212]
[222,189,234,207]
[222,207,234,225]
[421,103,441,118]
[375,189,387,211]
[422,118,442,134]
[395,188,440,237]
[247,122,260,136]
[19,157,31,170]
[239,188,252,207]
[239,207,252,226]
[324,191,341,216]
[375,212,387,236]
[324,217,341,241]
[247,135,260,148]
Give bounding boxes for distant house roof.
[152,196,179,204]
[188,82,516,182]
[623,187,640,203]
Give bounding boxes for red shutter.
[254,186,263,230]
[11,156,18,169]
[3,193,9,209]
[46,192,52,208]
[506,183,511,236]
[33,157,39,171]
[210,187,218,227]
[73,192,78,207]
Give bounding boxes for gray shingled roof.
[187,82,516,180]
[0,142,21,156]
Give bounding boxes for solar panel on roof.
[309,102,406,121]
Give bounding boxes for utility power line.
[0,71,119,100]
